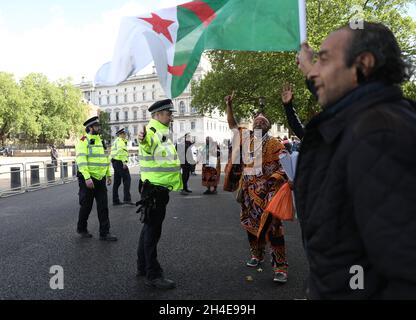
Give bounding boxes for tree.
[19,73,89,146]
[0,73,26,145]
[19,73,49,144]
[191,0,416,126]
[99,111,112,148]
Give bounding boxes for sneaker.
[273,271,288,283]
[99,233,118,241]
[246,257,264,267]
[184,189,192,193]
[77,230,93,238]
[144,277,176,290]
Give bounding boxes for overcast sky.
[0,1,415,84]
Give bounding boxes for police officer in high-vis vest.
[75,116,117,241]
[136,99,182,290]
[110,128,133,205]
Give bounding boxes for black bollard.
[46,164,55,183]
[30,165,40,186]
[10,167,21,190]
[61,162,68,179]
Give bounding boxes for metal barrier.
[0,158,78,197]
[30,165,40,187]
[0,154,139,198]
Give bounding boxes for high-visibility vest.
[75,133,111,180]
[139,119,182,191]
[111,137,129,163]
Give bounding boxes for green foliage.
[402,81,416,101]
[99,111,112,147]
[0,73,26,144]
[191,0,416,125]
[0,72,89,146]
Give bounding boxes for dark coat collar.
[306,83,403,144]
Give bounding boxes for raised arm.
[138,125,155,155]
[225,92,238,129]
[281,84,305,140]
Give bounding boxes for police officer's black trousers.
[111,159,131,203]
[181,165,191,191]
[77,176,110,236]
[137,188,170,280]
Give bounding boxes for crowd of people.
[74,21,416,298]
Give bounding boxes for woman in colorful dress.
[201,136,221,195]
[225,93,289,283]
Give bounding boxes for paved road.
[0,174,308,300]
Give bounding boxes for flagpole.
[298,0,307,43]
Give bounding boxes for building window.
[133,110,138,120]
[106,96,110,104]
[191,106,196,113]
[142,92,146,101]
[179,101,185,114]
[107,90,110,94]
[124,111,128,120]
[133,126,138,135]
[191,121,196,130]
[124,94,127,103]
[180,122,184,132]
[152,91,155,100]
[133,93,137,102]
[98,97,102,105]
[115,112,120,121]
[142,110,147,120]
[142,86,145,90]
[115,96,119,104]
[124,88,127,92]
[116,89,118,93]
[99,91,101,95]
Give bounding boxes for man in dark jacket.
[294,21,416,299]
[177,133,194,195]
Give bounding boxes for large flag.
[95,0,307,98]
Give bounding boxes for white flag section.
[279,151,298,181]
[94,7,179,98]
[279,151,299,219]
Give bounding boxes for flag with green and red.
[95,0,307,98]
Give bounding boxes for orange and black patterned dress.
[202,145,221,188]
[239,129,288,274]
